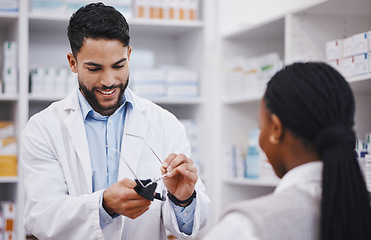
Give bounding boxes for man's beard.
[79,77,129,115]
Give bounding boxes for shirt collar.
[274,161,323,194]
[77,88,133,120]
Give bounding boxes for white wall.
[218,0,325,36]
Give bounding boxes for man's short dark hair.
[67,2,130,57]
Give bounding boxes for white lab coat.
[21,87,210,240]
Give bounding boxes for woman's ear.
[67,53,78,73]
[270,113,284,143]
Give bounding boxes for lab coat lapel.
[119,97,149,180]
[64,88,92,192]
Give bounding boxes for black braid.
[264,62,371,240]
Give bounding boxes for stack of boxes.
[0,121,17,177]
[131,66,198,99]
[1,41,17,95]
[135,0,199,21]
[225,52,283,99]
[131,69,166,98]
[326,30,371,77]
[29,67,77,97]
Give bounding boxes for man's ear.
[67,53,78,73]
[271,113,284,142]
[127,46,132,61]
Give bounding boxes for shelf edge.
[223,177,279,187]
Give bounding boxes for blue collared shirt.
[77,89,195,234]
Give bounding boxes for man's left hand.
[160,153,198,205]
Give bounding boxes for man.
[21,3,210,239]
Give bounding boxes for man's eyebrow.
[83,62,102,67]
[83,58,127,67]
[112,58,127,66]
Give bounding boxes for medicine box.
[167,82,198,97]
[0,122,14,139]
[184,0,199,20]
[326,39,343,60]
[353,32,368,55]
[341,56,354,77]
[353,53,369,75]
[343,36,353,58]
[1,202,15,240]
[2,67,17,94]
[3,41,17,68]
[327,59,342,74]
[135,0,150,18]
[0,155,17,177]
[131,69,166,97]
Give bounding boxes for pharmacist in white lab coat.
[21,3,209,240]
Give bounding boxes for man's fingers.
[163,153,193,173]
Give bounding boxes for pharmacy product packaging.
[1,202,15,240]
[245,129,261,179]
[327,59,342,74]
[352,32,368,56]
[341,56,354,77]
[326,39,343,60]
[131,69,166,98]
[353,53,369,75]
[342,36,353,58]
[135,0,150,18]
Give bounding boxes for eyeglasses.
[105,133,168,201]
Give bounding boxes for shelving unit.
[223,177,279,187]
[0,3,22,239]
[0,0,217,239]
[3,0,371,238]
[212,0,371,225]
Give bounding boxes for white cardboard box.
[326,39,343,60]
[341,56,354,77]
[343,36,353,58]
[327,59,342,74]
[353,32,368,55]
[353,53,369,75]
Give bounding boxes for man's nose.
[100,70,116,87]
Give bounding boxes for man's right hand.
[102,178,151,219]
